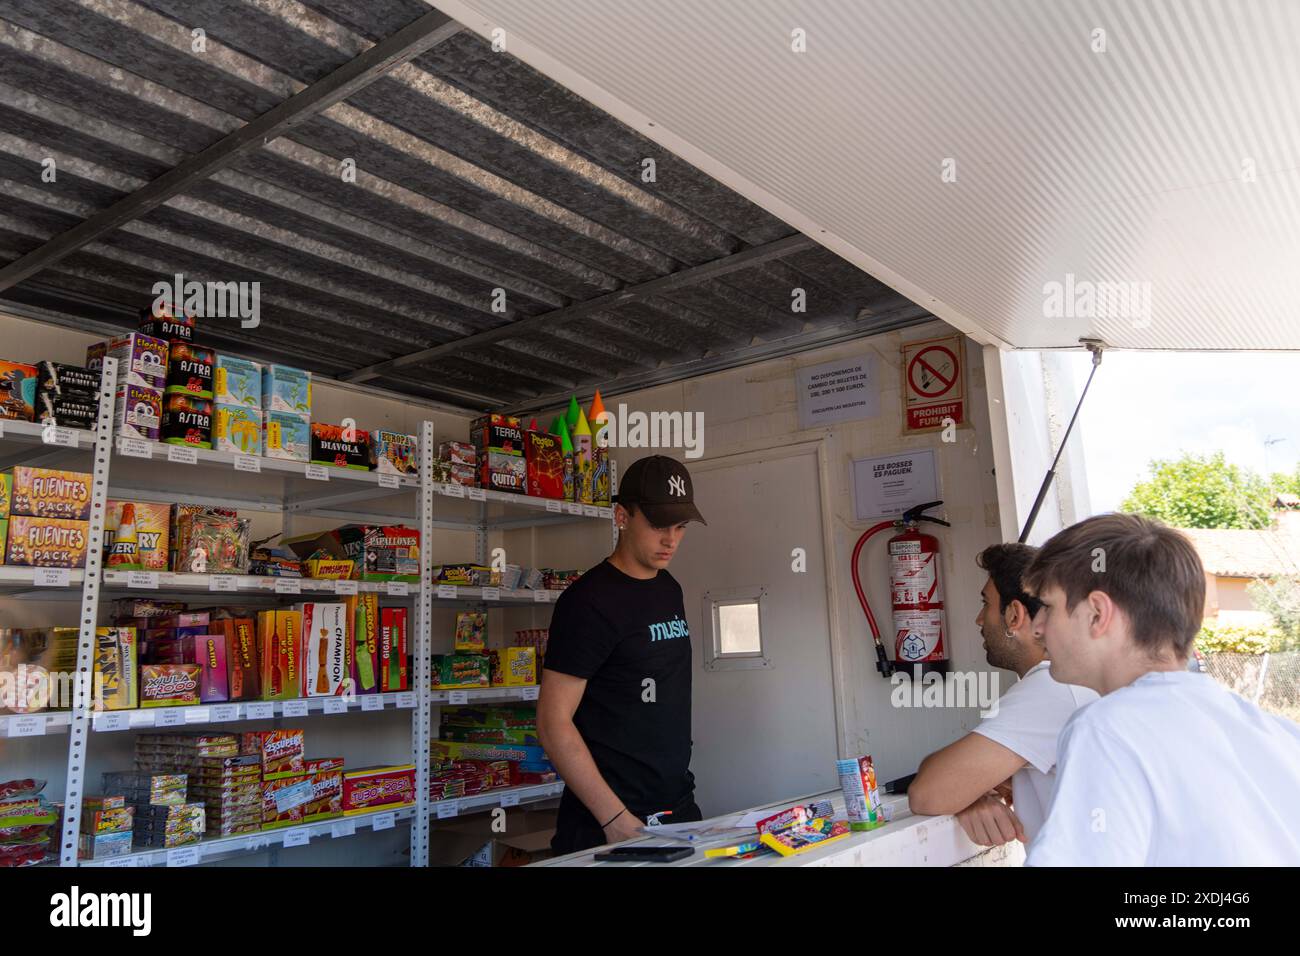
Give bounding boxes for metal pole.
[410,421,436,866]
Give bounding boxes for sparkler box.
[525,430,565,499]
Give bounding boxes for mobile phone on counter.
[593,845,694,863]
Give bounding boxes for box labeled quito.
[471,414,525,494]
[310,422,370,470]
[525,430,565,499]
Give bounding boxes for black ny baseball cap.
[613,455,707,527]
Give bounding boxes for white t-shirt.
[1027,669,1300,866]
[971,661,1098,841]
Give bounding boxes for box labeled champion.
[301,602,349,697]
[310,422,371,470]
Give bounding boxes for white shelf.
[101,571,418,597]
[0,566,86,595]
[429,782,564,820]
[429,686,540,704]
[78,805,417,868]
[0,419,97,451]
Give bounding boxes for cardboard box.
[429,807,557,867]
[139,664,201,707]
[168,504,236,571]
[431,654,490,689]
[285,526,419,583]
[263,409,309,461]
[454,611,486,653]
[256,610,302,700]
[37,361,99,396]
[104,500,170,572]
[93,626,138,711]
[196,633,229,703]
[302,757,344,821]
[95,332,169,389]
[164,343,214,399]
[0,360,37,421]
[6,466,93,520]
[341,765,415,815]
[78,830,134,860]
[213,404,261,455]
[36,391,98,430]
[347,593,380,695]
[262,364,311,416]
[310,422,371,471]
[430,739,548,765]
[138,302,195,344]
[370,430,417,477]
[216,618,259,701]
[525,430,566,499]
[113,383,162,442]
[471,414,525,494]
[489,647,537,687]
[301,602,348,697]
[213,355,261,408]
[160,394,212,449]
[379,607,408,692]
[241,729,305,778]
[5,515,89,567]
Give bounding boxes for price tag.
[437,801,459,819]
[167,445,198,465]
[234,455,261,473]
[468,487,486,502]
[157,708,185,727]
[372,812,396,831]
[522,686,540,701]
[545,500,562,513]
[187,707,210,723]
[437,584,457,599]
[246,702,275,720]
[43,425,77,447]
[35,567,71,588]
[274,781,315,814]
[532,589,550,603]
[583,505,599,517]
[599,507,613,519]
[445,483,466,498]
[334,580,358,596]
[481,587,500,602]
[10,715,47,737]
[282,699,308,718]
[209,575,239,593]
[323,698,348,715]
[103,856,139,868]
[119,437,153,459]
[127,571,160,590]
[94,712,131,732]
[377,473,400,489]
[500,792,521,807]
[135,710,158,727]
[396,692,416,709]
[449,690,469,705]
[331,820,356,839]
[275,578,301,595]
[361,696,383,712]
[386,581,409,596]
[282,829,310,848]
[210,704,239,722]
[565,503,582,516]
[305,464,329,481]
[0,419,4,437]
[167,846,201,868]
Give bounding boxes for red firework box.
[303,757,344,820]
[256,609,302,700]
[260,757,344,828]
[525,429,565,499]
[212,618,259,701]
[195,633,228,703]
[342,765,416,815]
[301,602,348,697]
[378,607,408,692]
[470,414,526,494]
[241,729,305,779]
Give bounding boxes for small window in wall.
[703,587,770,671]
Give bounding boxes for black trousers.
[550,788,703,856]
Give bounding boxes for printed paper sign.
[851,449,940,520]
[796,355,880,429]
[902,334,966,433]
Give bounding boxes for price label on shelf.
[282,829,311,848]
[118,437,153,459]
[94,712,131,732]
[42,425,77,447]
[102,856,139,868]
[522,686,540,701]
[234,455,261,474]
[34,567,71,588]
[156,709,185,727]
[386,581,409,596]
[127,571,160,589]
[275,579,301,595]
[599,507,614,519]
[333,580,358,596]
[135,711,158,727]
[372,812,396,832]
[449,690,469,705]
[565,503,582,516]
[167,445,198,465]
[481,587,500,602]
[436,801,460,819]
[437,584,457,599]
[583,505,599,518]
[331,820,357,839]
[500,792,521,807]
[166,846,200,868]
[361,696,384,712]
[282,700,308,718]
[187,707,210,723]
[396,692,416,709]
[209,575,239,593]
[9,715,46,737]
[545,500,562,513]
[246,702,275,720]
[323,698,348,715]
[468,487,486,502]
[532,590,550,603]
[445,483,466,498]
[210,704,239,722]
[377,473,400,490]
[305,464,330,482]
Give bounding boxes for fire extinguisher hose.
[851,520,899,677]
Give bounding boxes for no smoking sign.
[902,334,966,433]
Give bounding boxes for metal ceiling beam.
[0,7,463,293]
[343,233,818,383]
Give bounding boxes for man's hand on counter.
[602,809,645,845]
[955,793,1026,847]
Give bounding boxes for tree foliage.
[1121,452,1273,529]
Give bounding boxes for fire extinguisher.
[850,500,951,678]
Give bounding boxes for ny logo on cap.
[668,475,687,497]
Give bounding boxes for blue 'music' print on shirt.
[647,616,690,642]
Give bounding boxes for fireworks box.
[263,409,310,461]
[214,618,259,701]
[379,607,408,692]
[164,343,214,400]
[347,593,380,695]
[90,332,168,390]
[525,430,566,499]
[161,394,213,449]
[78,830,134,860]
[5,516,89,567]
[342,765,416,815]
[93,627,138,711]
[213,404,261,455]
[213,355,261,408]
[195,633,229,703]
[430,739,548,766]
[104,500,170,572]
[138,302,195,344]
[300,602,348,697]
[36,392,98,430]
[139,664,201,707]
[0,360,37,421]
[286,525,420,583]
[168,504,236,571]
[489,647,537,687]
[36,361,99,397]
[310,422,371,471]
[438,440,477,487]
[303,757,344,821]
[431,654,490,690]
[439,705,537,730]
[6,466,93,520]
[592,445,611,507]
[262,364,311,416]
[241,729,305,779]
[370,430,417,477]
[113,383,162,441]
[471,414,526,494]
[256,610,302,701]
[454,611,486,653]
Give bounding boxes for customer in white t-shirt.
[909,544,1096,845]
[1023,513,1300,866]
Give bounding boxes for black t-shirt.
[544,557,694,816]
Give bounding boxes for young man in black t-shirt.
[538,455,707,855]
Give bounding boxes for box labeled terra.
[471,414,525,494]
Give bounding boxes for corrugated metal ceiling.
[0,0,932,413]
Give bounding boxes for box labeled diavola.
[310,423,370,470]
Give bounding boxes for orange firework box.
[241,729,305,779]
[5,515,89,567]
[261,758,343,828]
[304,757,344,820]
[525,429,565,499]
[256,610,302,700]
[6,466,93,520]
[342,765,416,815]
[214,618,259,701]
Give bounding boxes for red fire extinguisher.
[850,501,951,678]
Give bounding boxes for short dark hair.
[1024,513,1205,658]
[977,543,1042,618]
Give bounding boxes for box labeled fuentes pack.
[5,516,89,567]
[7,466,93,520]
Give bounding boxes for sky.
[1062,351,1300,514]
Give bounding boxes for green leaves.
[1120,451,1273,530]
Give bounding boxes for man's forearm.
[543,717,628,825]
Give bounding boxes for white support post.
[410,421,436,866]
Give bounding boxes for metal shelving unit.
[2,364,613,868]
